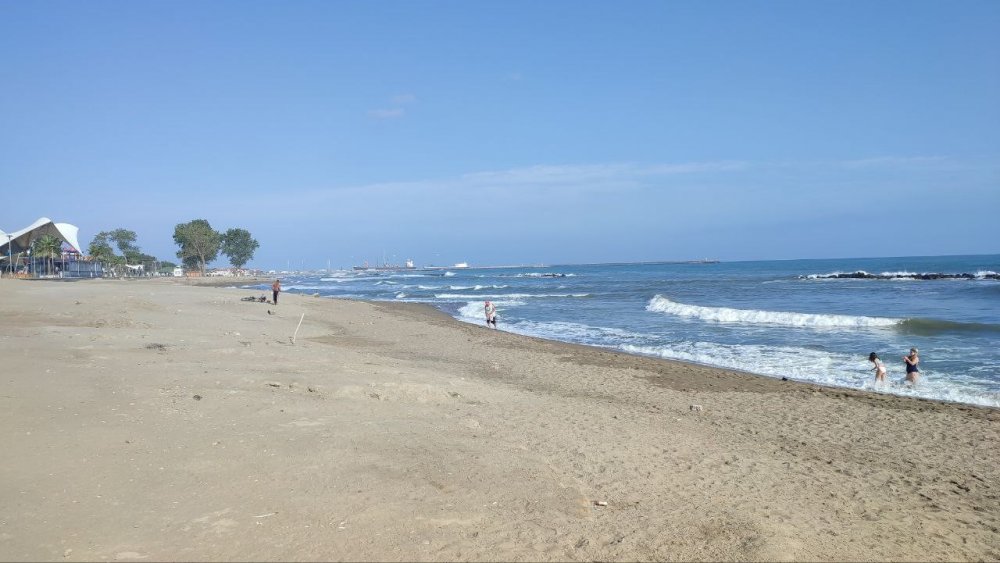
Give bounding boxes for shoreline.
[190,276,997,412]
[1,277,997,561]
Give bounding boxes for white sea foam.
[508,320,650,345]
[395,292,407,299]
[437,292,590,300]
[444,271,456,277]
[457,300,524,320]
[646,295,900,328]
[619,341,1000,408]
[283,285,329,291]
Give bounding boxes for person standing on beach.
[903,348,920,384]
[484,300,497,328]
[869,352,886,384]
[272,279,281,305]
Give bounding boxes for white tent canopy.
[0,217,83,258]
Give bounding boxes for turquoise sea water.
[264,254,1000,408]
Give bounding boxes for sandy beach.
[1,278,997,562]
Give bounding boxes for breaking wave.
[898,318,1000,335]
[646,295,900,328]
[437,292,590,300]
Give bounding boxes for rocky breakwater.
[805,271,1000,281]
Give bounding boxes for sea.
[260,254,1000,408]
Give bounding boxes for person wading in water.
[484,300,497,328]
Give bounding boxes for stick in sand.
[291,313,305,344]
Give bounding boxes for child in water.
[868,352,886,384]
[903,348,920,384]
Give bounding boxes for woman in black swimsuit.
[903,348,920,384]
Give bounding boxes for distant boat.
[353,258,416,271]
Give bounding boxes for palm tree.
[32,235,62,276]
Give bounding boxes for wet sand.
[1,278,997,561]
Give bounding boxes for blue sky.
[2,1,998,269]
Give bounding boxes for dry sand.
[1,278,997,562]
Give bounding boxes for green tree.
[181,255,201,271]
[32,235,62,275]
[173,219,220,275]
[220,228,259,269]
[87,232,116,262]
[88,229,151,276]
[108,229,139,261]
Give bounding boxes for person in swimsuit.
[903,347,920,384]
[869,352,886,384]
[272,279,282,305]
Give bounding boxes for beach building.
[0,217,102,278]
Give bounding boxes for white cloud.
[391,93,417,105]
[839,156,951,169]
[460,161,748,186]
[368,94,417,119]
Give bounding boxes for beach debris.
[689,404,703,412]
[265,382,282,388]
[291,313,306,344]
[594,501,608,507]
[145,343,167,351]
[254,512,278,518]
[63,548,72,557]
[575,538,589,548]
[781,377,789,381]
[267,310,274,315]
[192,394,202,401]
[307,387,316,393]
